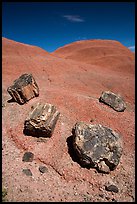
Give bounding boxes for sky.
[2,2,135,52]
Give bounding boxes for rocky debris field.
[2,38,135,202]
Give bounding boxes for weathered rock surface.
[24,102,60,137]
[99,91,126,112]
[72,122,123,173]
[7,73,39,104]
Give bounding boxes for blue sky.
[2,2,135,52]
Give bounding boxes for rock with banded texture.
[72,122,123,173]
[7,73,39,104]
[24,102,60,137]
[99,91,126,112]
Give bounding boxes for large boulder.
[24,102,60,137]
[7,73,39,104]
[72,122,123,173]
[99,91,126,112]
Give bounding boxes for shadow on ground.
[66,135,110,174]
[66,135,91,169]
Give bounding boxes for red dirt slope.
[2,37,135,202]
[2,37,49,56]
[53,39,134,74]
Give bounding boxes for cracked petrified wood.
[72,122,123,173]
[99,91,126,112]
[7,73,39,104]
[24,102,60,137]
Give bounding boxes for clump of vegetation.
[2,188,8,202]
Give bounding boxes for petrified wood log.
[72,122,123,173]
[24,102,60,137]
[7,73,39,104]
[99,91,126,112]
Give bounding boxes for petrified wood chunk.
[72,122,123,173]
[99,91,126,112]
[7,73,39,104]
[24,102,60,137]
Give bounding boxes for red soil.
[2,37,135,202]
[53,39,134,72]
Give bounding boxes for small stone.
[22,168,32,176]
[90,119,94,122]
[105,184,119,193]
[99,194,104,198]
[97,160,110,173]
[112,198,117,202]
[7,73,39,105]
[105,196,111,200]
[83,195,90,202]
[99,91,126,112]
[74,192,78,196]
[22,152,34,162]
[39,166,48,173]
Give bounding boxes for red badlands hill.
[2,37,135,202]
[53,39,134,73]
[2,37,49,56]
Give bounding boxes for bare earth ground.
[2,38,135,202]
